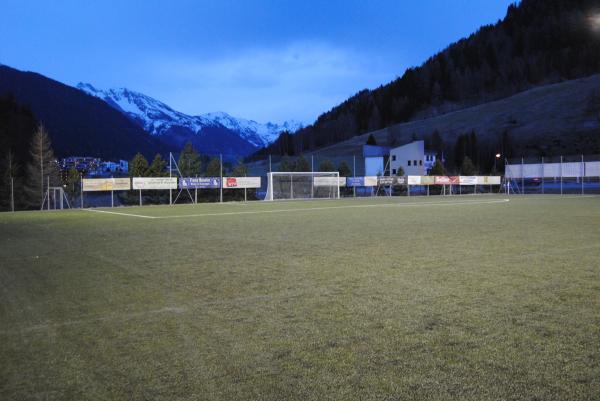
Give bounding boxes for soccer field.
[1,195,599,400]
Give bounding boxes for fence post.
[169,152,173,206]
[219,153,223,203]
[560,156,563,195]
[521,157,525,195]
[581,155,585,195]
[353,155,356,198]
[80,173,84,208]
[541,157,544,194]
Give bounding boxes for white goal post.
[265,172,341,201]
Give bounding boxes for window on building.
[407,160,411,166]
[414,160,417,166]
[392,169,396,175]
[419,160,423,166]
[392,155,396,161]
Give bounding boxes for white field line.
[83,198,509,220]
[158,198,510,219]
[85,209,158,219]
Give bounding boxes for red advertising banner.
[434,176,451,185]
[449,176,460,184]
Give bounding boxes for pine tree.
[460,156,477,175]
[294,155,310,172]
[148,154,167,177]
[338,161,351,177]
[366,134,377,145]
[232,160,248,176]
[280,155,293,171]
[429,159,446,176]
[129,153,149,177]
[65,168,80,201]
[178,142,201,177]
[205,158,222,177]
[24,124,60,208]
[318,159,336,172]
[1,150,20,210]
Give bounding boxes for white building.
[390,140,437,176]
[363,145,390,176]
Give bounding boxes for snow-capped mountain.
[76,83,302,151]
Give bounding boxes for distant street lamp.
[494,153,501,173]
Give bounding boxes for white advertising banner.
[459,176,478,185]
[475,176,501,185]
[313,176,345,187]
[364,176,378,186]
[543,163,561,177]
[561,162,584,178]
[132,177,177,190]
[407,176,421,185]
[585,161,600,177]
[82,178,130,191]
[223,177,261,188]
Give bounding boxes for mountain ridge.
[77,83,302,150]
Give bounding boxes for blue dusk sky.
[0,0,515,124]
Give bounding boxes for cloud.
[146,42,394,124]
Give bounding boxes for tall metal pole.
[269,154,272,173]
[80,173,84,208]
[311,155,314,198]
[581,154,585,195]
[10,177,14,212]
[541,157,544,194]
[560,156,563,195]
[219,153,223,203]
[353,155,356,198]
[195,174,198,204]
[521,157,524,195]
[169,152,173,206]
[47,176,50,210]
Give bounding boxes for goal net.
[265,172,340,201]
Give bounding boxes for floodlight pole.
[269,154,272,174]
[169,152,173,206]
[220,153,223,203]
[47,176,50,211]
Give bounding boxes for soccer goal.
[265,172,340,201]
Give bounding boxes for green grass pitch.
[1,195,599,400]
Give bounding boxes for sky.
[0,0,515,125]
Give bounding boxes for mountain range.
[76,83,302,156]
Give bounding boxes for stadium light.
[588,12,600,33]
[496,153,501,159]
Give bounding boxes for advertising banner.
[377,176,405,186]
[449,176,460,184]
[82,178,130,192]
[346,177,364,187]
[132,177,177,190]
[223,177,261,188]
[179,177,220,189]
[434,176,450,185]
[407,176,421,185]
[314,176,340,187]
[364,176,378,186]
[476,176,502,185]
[420,176,435,185]
[459,176,478,185]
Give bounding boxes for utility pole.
[10,177,14,212]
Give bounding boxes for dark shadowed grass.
[1,195,599,400]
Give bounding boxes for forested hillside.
[257,0,600,157]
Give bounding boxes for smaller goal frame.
[265,171,340,201]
